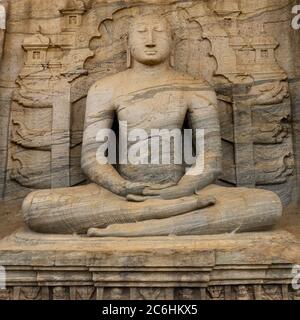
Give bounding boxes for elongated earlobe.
[126,47,132,69]
[170,48,175,68]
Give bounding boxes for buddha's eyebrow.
[135,23,147,27]
[135,21,162,27]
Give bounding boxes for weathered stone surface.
[0,229,299,300]
[19,12,282,237]
[0,0,297,204]
[0,0,299,300]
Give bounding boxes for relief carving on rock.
[234,285,254,300]
[19,12,283,237]
[70,287,96,300]
[206,286,225,300]
[130,288,173,300]
[0,289,11,300]
[11,120,52,151]
[51,286,70,300]
[10,150,51,189]
[109,288,125,300]
[289,287,300,300]
[9,0,93,190]
[13,287,43,300]
[0,284,296,300]
[6,0,295,207]
[176,288,198,300]
[260,285,283,300]
[230,74,294,202]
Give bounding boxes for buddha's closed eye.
[137,26,164,33]
[153,26,164,32]
[137,27,147,33]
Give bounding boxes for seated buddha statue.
[22,14,282,237]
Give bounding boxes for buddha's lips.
[144,50,157,55]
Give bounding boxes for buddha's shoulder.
[89,69,215,93]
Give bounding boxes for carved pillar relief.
[9,0,93,191]
[216,9,295,203]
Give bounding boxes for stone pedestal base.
[0,228,299,300]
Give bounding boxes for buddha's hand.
[124,182,152,196]
[124,181,176,196]
[143,176,203,200]
[143,184,191,199]
[126,182,177,202]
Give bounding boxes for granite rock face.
[0,0,298,205]
[19,12,282,236]
[0,229,299,300]
[0,0,299,300]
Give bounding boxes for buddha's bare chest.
[115,90,188,130]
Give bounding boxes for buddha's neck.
[132,60,171,76]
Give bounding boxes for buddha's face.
[128,15,172,66]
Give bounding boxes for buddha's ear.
[169,29,175,68]
[170,50,175,68]
[125,33,132,69]
[170,46,175,68]
[126,47,132,69]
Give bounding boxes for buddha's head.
[128,14,173,67]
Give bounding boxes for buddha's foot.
[87,195,216,237]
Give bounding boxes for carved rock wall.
[0,0,299,206]
[1,285,299,300]
[0,229,299,300]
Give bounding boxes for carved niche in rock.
[7,1,295,206]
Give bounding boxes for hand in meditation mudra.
[22,14,282,237]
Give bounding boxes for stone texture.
[0,0,299,300]
[0,229,299,300]
[0,0,297,204]
[20,11,282,237]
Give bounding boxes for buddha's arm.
[180,89,222,189]
[81,83,148,197]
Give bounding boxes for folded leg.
[87,185,282,237]
[22,183,215,234]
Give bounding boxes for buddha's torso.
[108,70,203,184]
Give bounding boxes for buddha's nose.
[145,30,156,48]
